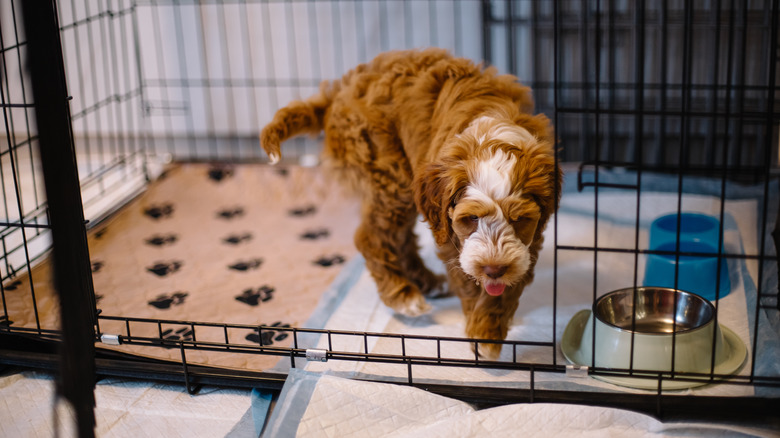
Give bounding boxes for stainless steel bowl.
[576,287,726,375]
[594,287,715,334]
[563,286,747,389]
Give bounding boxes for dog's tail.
[260,81,337,164]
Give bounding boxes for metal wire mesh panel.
[53,1,152,224]
[484,0,780,404]
[485,0,779,168]
[0,0,52,328]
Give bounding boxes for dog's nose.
[483,265,508,279]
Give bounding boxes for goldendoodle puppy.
[261,48,560,358]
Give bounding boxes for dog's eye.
[469,215,479,223]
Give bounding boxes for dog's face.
[415,116,560,297]
[448,148,541,296]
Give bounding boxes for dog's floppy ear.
[414,162,463,247]
[516,128,562,246]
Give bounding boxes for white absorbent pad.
[263,369,778,437]
[0,371,250,438]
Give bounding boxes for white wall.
[54,0,484,138]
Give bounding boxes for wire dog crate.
[2,0,779,430]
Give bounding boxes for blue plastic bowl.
[649,213,723,251]
[643,240,731,301]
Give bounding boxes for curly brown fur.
[261,49,561,359]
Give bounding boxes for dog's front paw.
[471,342,502,360]
[465,313,509,360]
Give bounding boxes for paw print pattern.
[3,280,21,291]
[222,233,252,245]
[217,207,245,220]
[145,234,178,247]
[208,165,234,182]
[160,326,194,349]
[148,291,188,309]
[314,255,346,267]
[143,203,174,220]
[245,321,290,346]
[228,258,263,272]
[300,229,329,240]
[146,261,183,277]
[235,285,274,306]
[289,205,316,217]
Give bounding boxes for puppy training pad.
[2,163,360,371]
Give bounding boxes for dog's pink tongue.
[485,282,506,296]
